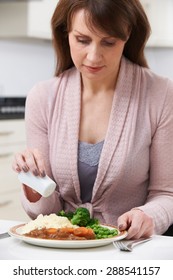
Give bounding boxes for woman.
[13,0,173,239]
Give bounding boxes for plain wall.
[145,47,173,79]
[0,38,55,96]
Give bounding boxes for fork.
[113,237,152,251]
[0,232,10,239]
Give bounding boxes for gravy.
[24,227,96,240]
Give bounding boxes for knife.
[0,232,10,239]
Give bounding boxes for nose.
[86,44,103,63]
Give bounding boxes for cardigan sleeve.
[138,79,173,234]
[20,80,63,219]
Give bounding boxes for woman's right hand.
[12,148,46,178]
[12,148,46,201]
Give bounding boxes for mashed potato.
[21,214,78,234]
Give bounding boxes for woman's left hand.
[117,209,154,239]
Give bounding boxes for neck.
[81,71,119,96]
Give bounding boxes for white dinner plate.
[8,224,128,249]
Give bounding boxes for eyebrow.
[74,30,90,37]
[73,30,115,40]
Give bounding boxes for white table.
[1,219,173,260]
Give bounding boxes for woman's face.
[68,9,127,82]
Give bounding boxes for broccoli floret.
[87,218,99,227]
[57,207,99,227]
[57,210,74,220]
[71,207,91,226]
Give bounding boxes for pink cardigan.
[21,57,173,234]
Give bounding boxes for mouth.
[84,65,104,73]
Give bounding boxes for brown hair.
[51,0,151,76]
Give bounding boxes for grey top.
[78,140,104,203]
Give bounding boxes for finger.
[13,152,29,172]
[127,221,152,239]
[117,213,130,231]
[23,149,41,176]
[12,160,22,173]
[125,212,154,239]
[24,149,46,177]
[126,222,144,239]
[32,149,46,177]
[124,213,144,239]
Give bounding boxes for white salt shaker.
[18,171,56,197]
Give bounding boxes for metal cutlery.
[113,237,152,251]
[0,232,10,239]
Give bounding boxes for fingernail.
[41,171,46,177]
[22,166,28,172]
[16,167,21,172]
[118,224,124,230]
[33,169,39,176]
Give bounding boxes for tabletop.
[1,219,173,260]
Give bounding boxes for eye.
[101,40,116,47]
[75,36,90,45]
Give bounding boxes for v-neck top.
[78,141,104,203]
